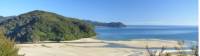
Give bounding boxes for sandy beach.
[17,38,182,56]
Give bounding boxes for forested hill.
[0,10,96,43]
[84,20,126,27]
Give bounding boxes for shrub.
[0,30,18,56]
[145,46,166,56]
[145,40,198,56]
[191,44,198,56]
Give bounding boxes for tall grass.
[146,46,168,56]
[145,41,198,56]
[0,29,18,56]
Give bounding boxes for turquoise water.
[95,25,198,41]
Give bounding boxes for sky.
[0,0,198,26]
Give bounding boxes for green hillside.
[0,10,96,43]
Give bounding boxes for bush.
[145,41,198,56]
[0,30,18,56]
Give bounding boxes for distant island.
[0,10,96,43]
[84,20,126,27]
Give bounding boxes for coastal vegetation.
[146,41,198,56]
[0,29,18,56]
[0,10,96,43]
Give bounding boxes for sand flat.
[17,38,180,56]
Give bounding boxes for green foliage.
[0,10,96,43]
[0,30,18,56]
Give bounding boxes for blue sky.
[0,0,198,25]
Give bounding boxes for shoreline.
[97,38,197,48]
[97,38,197,43]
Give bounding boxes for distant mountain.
[0,16,7,22]
[0,10,96,43]
[0,16,16,22]
[84,20,126,27]
[0,16,3,19]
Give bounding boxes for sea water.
[95,25,198,42]
[95,25,198,49]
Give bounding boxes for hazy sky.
[0,0,198,25]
